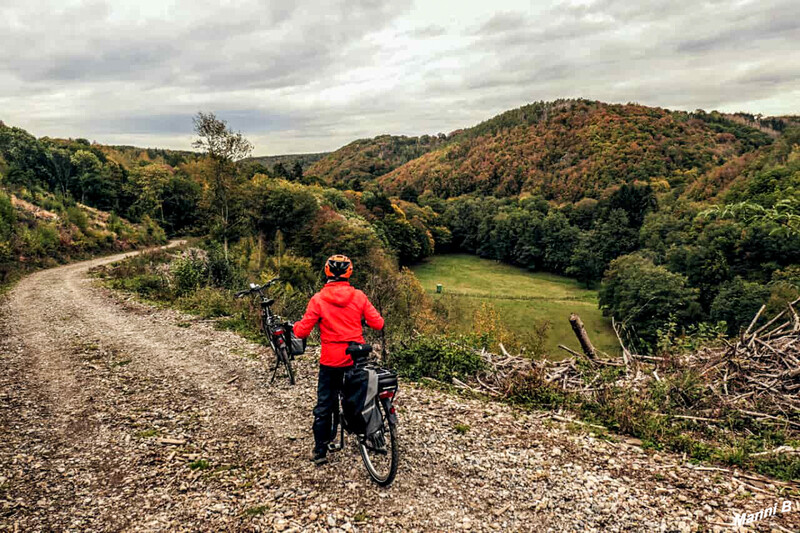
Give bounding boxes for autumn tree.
[70,149,102,204]
[47,148,73,197]
[129,164,173,225]
[192,112,253,258]
[291,161,303,180]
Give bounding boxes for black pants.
[313,364,351,454]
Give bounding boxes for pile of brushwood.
[446,300,800,478]
[688,301,800,429]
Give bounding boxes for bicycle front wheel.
[358,400,398,486]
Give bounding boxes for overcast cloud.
[0,0,798,155]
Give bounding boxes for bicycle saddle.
[346,343,372,365]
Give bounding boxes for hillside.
[305,134,448,190]
[0,185,165,285]
[376,100,776,201]
[246,152,329,175]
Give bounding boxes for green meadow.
[411,254,619,358]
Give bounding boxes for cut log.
[569,313,597,360]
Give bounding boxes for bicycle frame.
[236,280,295,384]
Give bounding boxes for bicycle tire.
[279,346,295,385]
[358,400,398,486]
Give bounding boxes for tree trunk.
[258,232,263,269]
[569,313,596,360]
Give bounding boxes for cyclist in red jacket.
[293,254,384,465]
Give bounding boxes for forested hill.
[376,100,783,201]
[304,134,448,190]
[246,152,328,179]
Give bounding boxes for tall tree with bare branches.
[192,112,253,258]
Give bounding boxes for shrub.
[390,334,485,381]
[171,250,208,295]
[0,190,14,241]
[66,206,89,232]
[107,213,128,238]
[112,274,169,299]
[32,224,60,256]
[264,253,317,292]
[506,369,572,410]
[710,277,771,335]
[599,254,702,352]
[320,188,354,211]
[137,215,166,245]
[177,287,233,318]
[472,302,550,357]
[207,245,242,289]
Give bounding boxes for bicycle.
[235,278,300,385]
[328,343,399,486]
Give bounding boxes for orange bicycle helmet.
[325,254,353,279]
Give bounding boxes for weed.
[454,423,470,435]
[135,428,159,438]
[189,459,210,470]
[243,505,269,517]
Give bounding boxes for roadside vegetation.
[0,187,164,289]
[3,101,799,481]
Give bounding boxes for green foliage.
[600,254,701,351]
[65,205,89,232]
[188,459,210,470]
[250,177,320,242]
[206,244,242,289]
[171,251,208,295]
[110,273,169,299]
[702,199,800,238]
[710,277,772,336]
[656,318,727,355]
[243,505,269,517]
[453,423,470,435]
[264,253,316,293]
[137,215,167,244]
[0,189,14,242]
[178,287,233,318]
[390,334,486,382]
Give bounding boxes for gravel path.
[1,247,798,532]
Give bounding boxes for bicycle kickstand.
[270,360,280,383]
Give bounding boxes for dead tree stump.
[569,313,597,361]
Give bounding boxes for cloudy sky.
[1,0,798,155]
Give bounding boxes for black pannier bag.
[341,343,383,437]
[342,365,382,437]
[375,367,398,393]
[284,323,306,356]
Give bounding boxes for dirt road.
[1,247,797,532]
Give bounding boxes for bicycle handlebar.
[235,278,281,298]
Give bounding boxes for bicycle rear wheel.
[358,400,398,486]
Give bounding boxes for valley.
[411,254,619,357]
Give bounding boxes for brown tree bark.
[569,313,597,360]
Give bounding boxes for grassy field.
[411,254,619,359]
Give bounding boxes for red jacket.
[293,281,384,367]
